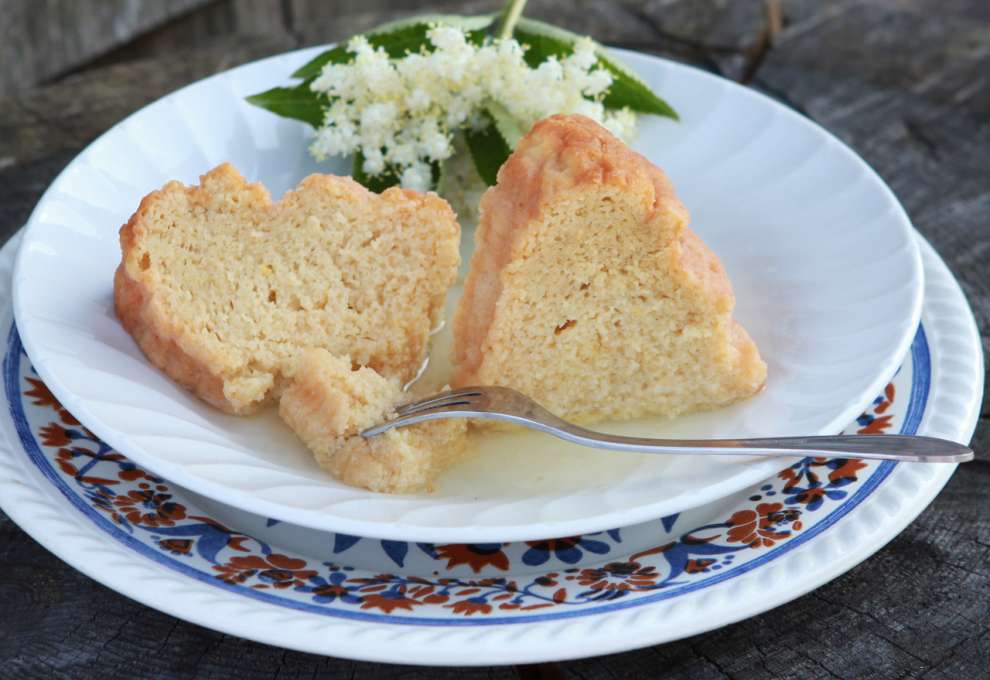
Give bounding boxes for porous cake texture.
[279,349,468,493]
[452,114,766,423]
[114,163,460,415]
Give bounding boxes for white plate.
[11,47,923,542]
[0,233,978,665]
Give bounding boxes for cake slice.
[451,114,766,423]
[114,163,460,415]
[279,349,468,493]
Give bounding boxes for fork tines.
[394,388,484,416]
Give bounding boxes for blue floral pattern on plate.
[4,324,929,623]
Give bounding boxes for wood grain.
[0,0,212,96]
[0,1,986,677]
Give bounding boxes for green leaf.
[486,100,525,148]
[351,152,441,192]
[512,17,678,119]
[599,57,678,119]
[368,12,496,45]
[429,160,442,189]
[434,155,448,195]
[351,152,401,193]
[244,82,327,128]
[464,108,513,185]
[290,46,352,81]
[292,13,497,80]
[512,16,575,67]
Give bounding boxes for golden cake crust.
[451,114,766,422]
[452,114,692,382]
[115,163,460,415]
[114,171,242,412]
[279,349,468,493]
[115,263,232,411]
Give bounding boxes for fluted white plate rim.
[0,231,979,665]
[10,47,923,542]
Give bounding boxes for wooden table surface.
[1,1,987,677]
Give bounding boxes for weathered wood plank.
[753,0,990,465]
[0,34,294,247]
[0,0,212,96]
[75,0,288,71]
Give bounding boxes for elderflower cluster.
[308,25,636,191]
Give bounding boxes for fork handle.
[548,427,972,463]
[471,413,974,463]
[363,405,973,463]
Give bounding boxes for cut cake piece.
[114,163,460,415]
[451,114,766,423]
[279,349,468,493]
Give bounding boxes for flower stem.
[496,0,528,40]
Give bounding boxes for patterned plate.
[10,47,924,542]
[0,233,980,665]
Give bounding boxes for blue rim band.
[3,323,930,626]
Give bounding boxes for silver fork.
[361,386,974,463]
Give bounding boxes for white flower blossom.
[308,25,637,189]
[405,87,431,112]
[361,147,385,175]
[400,161,433,192]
